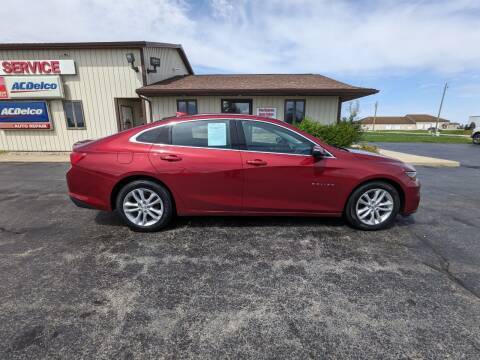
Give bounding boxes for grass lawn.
[439,129,472,135]
[374,129,472,135]
[362,132,471,143]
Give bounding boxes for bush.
[295,117,362,148]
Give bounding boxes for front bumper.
[402,180,421,215]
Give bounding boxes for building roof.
[136,74,378,101]
[359,114,452,125]
[406,114,450,123]
[0,41,193,74]
[358,116,416,125]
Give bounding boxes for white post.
[435,83,448,135]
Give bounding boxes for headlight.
[405,171,417,181]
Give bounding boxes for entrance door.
[116,98,144,131]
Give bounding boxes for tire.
[116,180,173,232]
[345,181,401,231]
[473,133,480,145]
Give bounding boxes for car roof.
[153,113,286,126]
[122,112,336,154]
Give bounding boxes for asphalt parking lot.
[0,143,479,359]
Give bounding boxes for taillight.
[70,152,87,165]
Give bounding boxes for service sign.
[257,107,277,118]
[0,76,64,99]
[0,101,52,129]
[0,60,76,75]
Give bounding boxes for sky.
[1,0,479,123]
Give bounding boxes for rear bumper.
[69,195,96,209]
[66,166,113,211]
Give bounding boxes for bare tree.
[348,100,360,121]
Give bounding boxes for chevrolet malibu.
[67,114,420,231]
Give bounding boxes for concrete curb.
[378,149,460,167]
[0,152,70,163]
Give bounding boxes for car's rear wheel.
[345,181,400,230]
[473,133,480,145]
[116,180,173,232]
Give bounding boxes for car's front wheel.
[116,180,173,232]
[345,181,400,230]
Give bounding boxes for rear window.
[135,126,170,144]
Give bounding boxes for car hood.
[348,148,412,168]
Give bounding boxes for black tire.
[116,180,173,232]
[473,133,480,145]
[344,181,401,231]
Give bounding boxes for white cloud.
[1,0,479,75]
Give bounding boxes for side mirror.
[311,145,327,158]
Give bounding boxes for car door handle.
[160,154,182,162]
[246,159,267,166]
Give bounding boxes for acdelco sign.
[0,60,76,75]
[1,107,43,116]
[11,81,58,91]
[0,101,52,130]
[0,76,64,99]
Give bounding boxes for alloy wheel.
[122,188,164,227]
[355,188,394,226]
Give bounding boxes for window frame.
[63,100,86,130]
[235,119,317,156]
[284,99,306,124]
[134,125,171,145]
[221,99,253,115]
[130,118,335,158]
[176,99,198,115]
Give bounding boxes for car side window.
[136,126,170,144]
[171,120,231,149]
[240,121,313,155]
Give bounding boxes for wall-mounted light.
[125,53,139,72]
[147,57,161,73]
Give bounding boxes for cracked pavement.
[0,143,479,359]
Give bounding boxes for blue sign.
[0,101,51,129]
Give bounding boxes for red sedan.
[67,114,420,231]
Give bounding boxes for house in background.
[406,114,450,130]
[357,116,416,130]
[358,114,459,130]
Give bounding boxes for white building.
[0,41,377,151]
[358,114,455,131]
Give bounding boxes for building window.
[284,99,305,124]
[221,99,252,114]
[177,99,197,115]
[64,101,85,129]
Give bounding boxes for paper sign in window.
[208,123,227,146]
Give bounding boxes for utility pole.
[373,101,378,131]
[435,82,448,135]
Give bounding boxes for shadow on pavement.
[94,210,417,230]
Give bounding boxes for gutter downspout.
[139,94,153,123]
[337,97,342,123]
